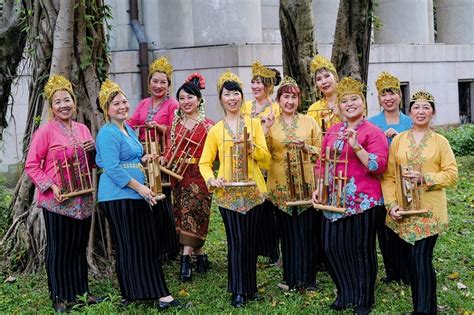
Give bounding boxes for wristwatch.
[352,144,362,153]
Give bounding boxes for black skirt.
[154,187,179,260]
[219,206,261,295]
[43,208,91,302]
[101,199,170,300]
[255,200,279,260]
[275,207,318,288]
[322,206,379,309]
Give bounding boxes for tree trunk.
[279,0,317,110]
[1,0,110,274]
[331,0,373,84]
[0,0,27,140]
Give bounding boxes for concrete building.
[2,0,474,173]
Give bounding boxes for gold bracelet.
[352,144,363,153]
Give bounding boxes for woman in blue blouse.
[368,72,413,286]
[96,79,179,310]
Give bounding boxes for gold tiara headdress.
[99,79,125,111]
[410,90,435,103]
[149,57,173,78]
[217,70,243,92]
[44,74,74,101]
[279,76,298,88]
[310,55,337,76]
[251,60,276,79]
[336,77,364,101]
[375,72,401,94]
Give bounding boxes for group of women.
[25,55,458,314]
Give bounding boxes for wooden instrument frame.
[222,124,256,187]
[138,125,179,201]
[396,164,429,215]
[52,143,95,199]
[165,116,209,180]
[312,131,349,213]
[285,141,317,207]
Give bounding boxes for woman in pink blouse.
[25,74,99,312]
[312,77,388,314]
[128,57,179,141]
[127,56,179,261]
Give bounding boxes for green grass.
[1,156,473,314]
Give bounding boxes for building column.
[374,0,434,44]
[436,0,474,44]
[312,0,339,44]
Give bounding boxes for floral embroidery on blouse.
[37,177,55,193]
[251,99,272,118]
[386,209,447,245]
[40,195,94,220]
[279,114,300,141]
[217,186,264,214]
[368,153,378,171]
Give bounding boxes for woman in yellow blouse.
[241,60,281,123]
[263,76,321,291]
[381,90,458,314]
[306,55,342,129]
[242,60,281,265]
[199,70,271,308]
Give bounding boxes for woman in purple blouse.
[312,77,389,314]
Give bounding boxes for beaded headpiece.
[217,70,243,92]
[279,76,298,88]
[99,79,125,116]
[149,57,173,79]
[251,60,276,79]
[336,77,364,102]
[375,72,401,94]
[310,55,337,78]
[410,90,435,104]
[44,74,75,102]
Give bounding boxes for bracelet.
[352,144,363,153]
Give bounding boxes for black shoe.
[354,306,371,314]
[267,256,279,266]
[305,283,318,291]
[231,294,245,308]
[180,255,192,282]
[52,300,67,313]
[87,295,107,305]
[156,299,181,310]
[119,299,132,308]
[195,254,211,273]
[246,293,264,301]
[329,302,346,311]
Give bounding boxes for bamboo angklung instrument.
[165,117,208,179]
[312,132,348,213]
[142,127,166,201]
[52,143,95,199]
[285,143,315,207]
[397,163,429,215]
[222,123,256,187]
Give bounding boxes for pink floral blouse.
[25,119,94,219]
[127,97,179,141]
[321,120,389,221]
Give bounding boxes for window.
[400,82,410,114]
[458,80,473,124]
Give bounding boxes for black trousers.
[275,207,318,288]
[255,200,279,260]
[219,206,261,295]
[408,234,438,314]
[376,206,411,284]
[101,199,170,300]
[155,187,179,260]
[323,206,379,309]
[43,209,91,302]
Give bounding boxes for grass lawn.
[0,156,473,314]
